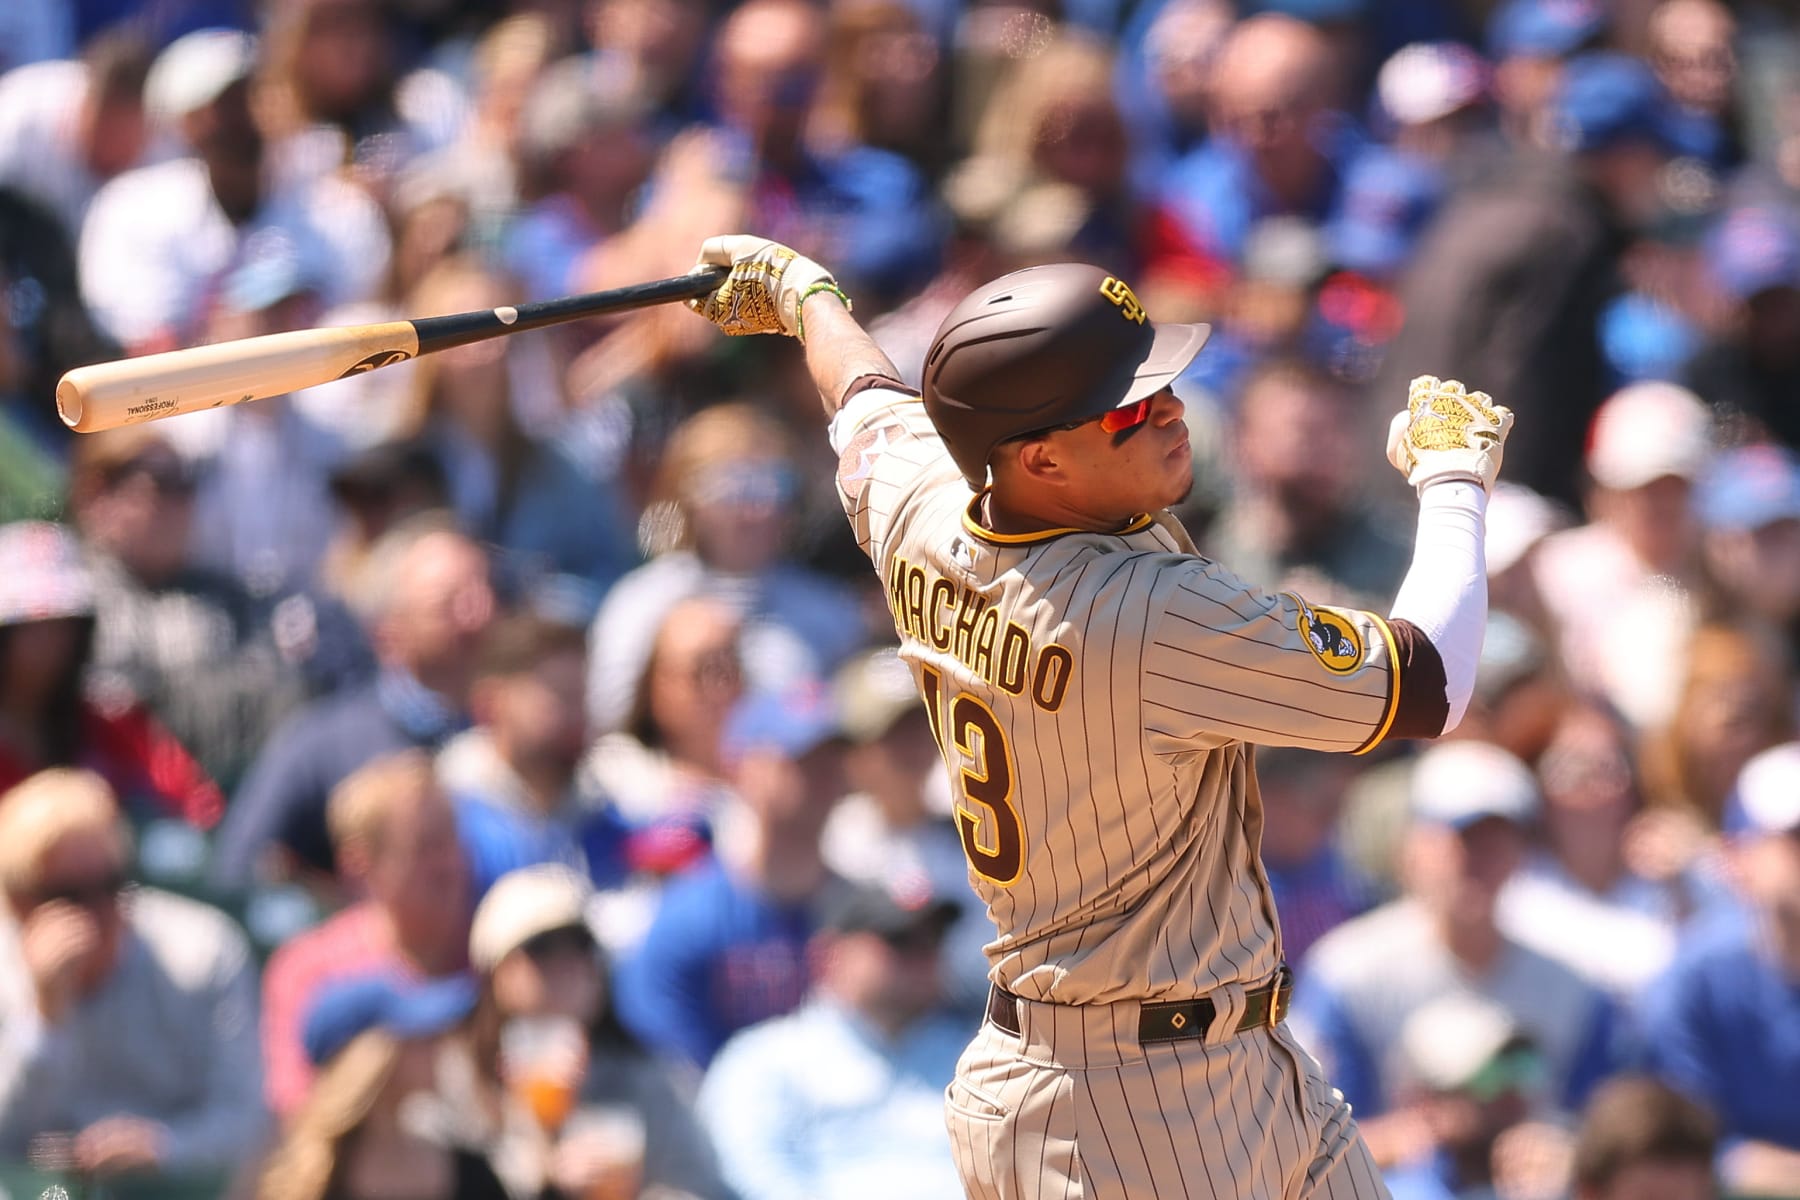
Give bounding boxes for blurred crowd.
[3,0,1800,1197]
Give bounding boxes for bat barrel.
[54,265,730,434]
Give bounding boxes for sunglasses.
[32,870,127,911]
[1016,394,1160,444]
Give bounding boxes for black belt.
[986,966,1294,1046]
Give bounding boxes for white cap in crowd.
[1410,741,1540,829]
[1484,483,1566,576]
[469,864,594,972]
[1399,992,1528,1093]
[1377,41,1489,127]
[145,29,258,124]
[1733,742,1800,836]
[1585,381,1713,492]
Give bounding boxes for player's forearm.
[1389,480,1488,733]
[800,290,903,421]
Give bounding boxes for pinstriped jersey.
[830,389,1402,1006]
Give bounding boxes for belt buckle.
[1266,965,1293,1031]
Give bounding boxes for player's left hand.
[1386,375,1514,494]
[689,235,841,339]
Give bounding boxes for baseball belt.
[986,965,1294,1046]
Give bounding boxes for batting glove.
[689,235,846,340]
[1386,375,1514,494]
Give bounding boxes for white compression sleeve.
[1389,480,1488,734]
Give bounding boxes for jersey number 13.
[920,664,1025,886]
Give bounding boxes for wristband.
[795,280,853,344]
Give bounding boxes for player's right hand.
[1385,375,1513,494]
[689,235,841,340]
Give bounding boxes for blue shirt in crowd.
[613,856,826,1068]
[696,998,969,1200]
[1641,904,1800,1150]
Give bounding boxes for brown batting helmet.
[921,264,1211,488]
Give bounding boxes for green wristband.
[795,280,853,344]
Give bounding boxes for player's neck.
[982,487,1140,536]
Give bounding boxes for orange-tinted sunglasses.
[1097,396,1155,434]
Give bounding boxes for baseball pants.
[945,987,1390,1199]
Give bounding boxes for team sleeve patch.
[1290,597,1366,675]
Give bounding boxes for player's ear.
[1011,436,1068,484]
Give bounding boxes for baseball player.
[686,235,1511,1199]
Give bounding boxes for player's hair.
[325,750,440,859]
[475,613,587,682]
[256,1030,400,1200]
[0,768,127,899]
[1571,1075,1717,1193]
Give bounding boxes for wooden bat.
[56,265,729,433]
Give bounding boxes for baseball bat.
[56,264,729,433]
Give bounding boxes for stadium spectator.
[1646,0,1742,170]
[1684,205,1800,453]
[697,881,966,1200]
[1497,702,1682,1003]
[68,425,305,792]
[1696,444,1800,650]
[1532,382,1714,729]
[1569,1074,1718,1200]
[706,0,939,302]
[163,230,351,598]
[0,768,264,1177]
[1637,621,1793,835]
[1370,51,1681,508]
[1151,14,1359,286]
[500,57,655,304]
[585,403,866,734]
[1485,0,1606,152]
[258,973,502,1200]
[259,751,471,1123]
[398,256,640,601]
[613,684,850,1069]
[956,32,1137,269]
[0,521,221,828]
[820,645,987,1015]
[212,517,495,888]
[440,614,630,897]
[1256,747,1373,968]
[0,31,155,242]
[1204,357,1411,608]
[462,864,730,1200]
[1381,994,1552,1200]
[584,595,742,865]
[1295,741,1618,1164]
[1641,743,1800,1187]
[78,28,390,355]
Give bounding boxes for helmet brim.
[1117,320,1212,408]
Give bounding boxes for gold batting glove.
[688,234,845,340]
[1386,375,1514,494]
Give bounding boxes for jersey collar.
[960,490,1156,546]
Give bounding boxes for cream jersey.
[832,388,1404,1006]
